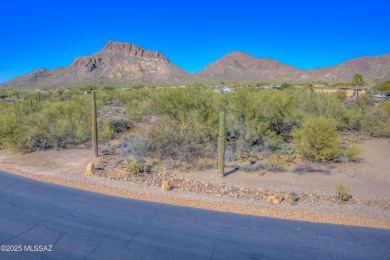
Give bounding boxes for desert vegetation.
[1,83,390,172]
[336,184,350,202]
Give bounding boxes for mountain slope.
[196,51,302,82]
[196,52,390,83]
[307,54,390,83]
[1,41,196,89]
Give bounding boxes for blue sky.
[1,0,389,84]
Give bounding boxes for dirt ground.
[0,138,389,229]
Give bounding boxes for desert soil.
[0,138,389,229]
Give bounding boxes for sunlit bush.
[292,116,341,162]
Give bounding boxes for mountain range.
[2,41,390,89]
[196,51,390,84]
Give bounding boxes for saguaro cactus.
[218,111,225,177]
[92,90,98,157]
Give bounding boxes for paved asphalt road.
[0,171,389,259]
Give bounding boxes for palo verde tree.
[292,116,341,162]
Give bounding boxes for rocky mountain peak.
[101,40,168,62]
[0,40,194,89]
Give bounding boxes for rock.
[85,162,95,176]
[162,181,171,191]
[267,195,283,205]
[102,41,169,62]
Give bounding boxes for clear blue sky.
[1,0,390,84]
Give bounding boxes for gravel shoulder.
[0,139,389,229]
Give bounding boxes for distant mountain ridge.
[195,51,302,82]
[2,41,390,89]
[195,51,390,84]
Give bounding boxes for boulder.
[267,195,283,205]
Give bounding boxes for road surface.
[0,171,389,259]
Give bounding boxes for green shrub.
[129,134,150,162]
[148,114,215,166]
[108,119,133,134]
[263,130,282,151]
[263,158,286,172]
[296,91,346,122]
[32,101,90,149]
[127,160,141,175]
[151,85,218,127]
[344,109,363,131]
[344,144,361,162]
[112,88,152,122]
[336,184,350,201]
[292,116,341,162]
[141,86,220,166]
[226,89,298,153]
[344,97,390,137]
[379,100,390,117]
[101,120,114,141]
[0,95,90,151]
[124,159,152,175]
[360,107,390,137]
[274,143,297,158]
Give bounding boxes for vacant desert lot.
[0,138,389,228]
